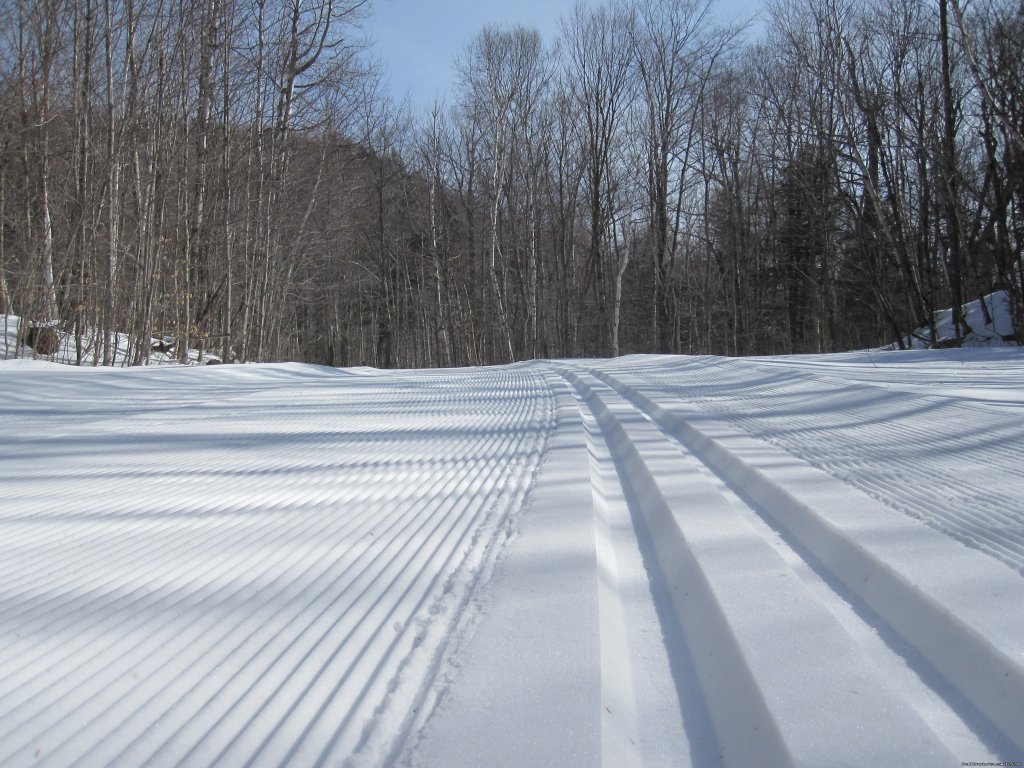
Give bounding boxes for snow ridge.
[0,365,550,766]
[591,366,1024,758]
[633,354,1024,575]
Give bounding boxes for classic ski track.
[0,366,551,767]
[584,365,1024,759]
[3,357,1023,766]
[562,372,722,768]
[569,377,647,767]
[562,368,966,766]
[630,356,1024,574]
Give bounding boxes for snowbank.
[901,290,1018,348]
[1,314,220,366]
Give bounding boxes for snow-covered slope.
[2,350,1022,766]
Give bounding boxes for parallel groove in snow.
[25,461,488,766]
[0,462,453,677]
[592,366,1024,757]
[0,467,429,655]
[564,370,955,767]
[3,353,1023,767]
[632,356,1024,574]
[568,376,716,767]
[574,383,646,767]
[0,366,550,766]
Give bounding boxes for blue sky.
[368,0,762,113]
[369,0,577,111]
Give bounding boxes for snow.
[2,347,1023,766]
[901,289,1017,348]
[1,315,219,366]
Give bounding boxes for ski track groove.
[536,361,1018,765]
[0,465,428,653]
[583,364,1023,759]
[0,438,478,668]
[570,380,645,767]
[2,355,1022,766]
[3,459,470,759]
[0,367,550,767]
[631,356,1024,575]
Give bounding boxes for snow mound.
[902,290,1018,348]
[1,314,220,366]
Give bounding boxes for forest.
[0,0,1021,367]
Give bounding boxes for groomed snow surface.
[2,350,1023,767]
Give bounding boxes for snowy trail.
[566,369,952,765]
[2,351,1023,766]
[1,364,552,766]
[625,354,1024,574]
[580,365,1022,760]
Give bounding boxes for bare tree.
[562,0,635,356]
[456,25,548,362]
[631,0,735,352]
[20,0,64,323]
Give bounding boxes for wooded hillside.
[1,0,1021,366]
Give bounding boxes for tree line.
[1,0,1021,366]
